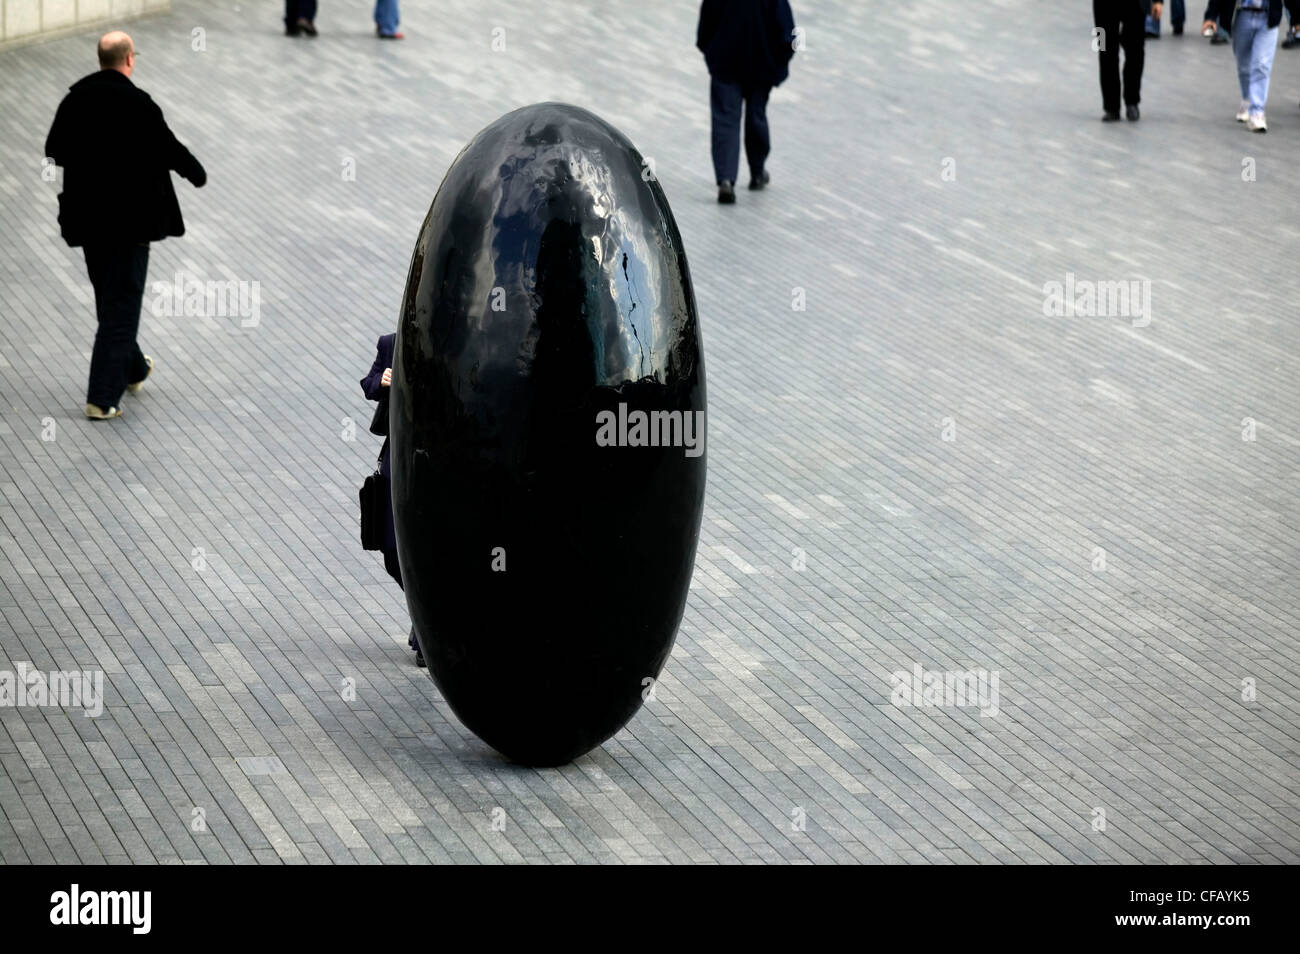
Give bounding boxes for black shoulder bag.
[370,394,389,436]
[359,442,387,551]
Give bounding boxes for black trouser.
[84,242,150,409]
[285,0,317,30]
[1094,0,1146,112]
[710,78,771,185]
[382,545,419,650]
[383,547,403,590]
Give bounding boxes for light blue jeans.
[1232,10,1278,113]
[375,0,400,34]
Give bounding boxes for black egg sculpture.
[390,103,706,767]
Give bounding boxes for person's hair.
[97,34,133,69]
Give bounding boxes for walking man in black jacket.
[696,0,797,205]
[1094,0,1162,121]
[45,32,207,420]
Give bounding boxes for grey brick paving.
[1,0,1299,864]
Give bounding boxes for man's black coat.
[45,69,206,247]
[696,0,797,90]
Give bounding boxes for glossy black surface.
[390,103,707,766]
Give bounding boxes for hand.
[381,367,392,387]
[1202,19,1217,35]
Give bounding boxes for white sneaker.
[1247,111,1267,132]
[85,403,123,420]
[1236,101,1250,122]
[126,354,154,394]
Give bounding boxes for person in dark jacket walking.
[1202,2,1230,43]
[1094,1,1161,122]
[1205,0,1284,131]
[1284,0,1300,46]
[284,0,319,36]
[696,0,797,205]
[361,333,423,667]
[45,32,206,420]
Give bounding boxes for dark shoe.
[748,169,770,191]
[285,24,301,36]
[1284,30,1300,48]
[1102,110,1122,122]
[297,18,317,36]
[415,649,426,667]
[1173,23,1184,35]
[377,26,405,38]
[717,181,736,204]
[1126,104,1140,121]
[1210,32,1228,44]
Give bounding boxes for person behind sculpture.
[696,0,797,205]
[45,31,206,421]
[361,334,423,666]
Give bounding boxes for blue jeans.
[1232,11,1278,112]
[1146,0,1186,34]
[375,0,399,34]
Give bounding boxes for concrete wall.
[1,1,171,52]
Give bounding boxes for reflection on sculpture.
[390,103,707,767]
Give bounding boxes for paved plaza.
[1,0,1298,863]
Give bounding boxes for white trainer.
[1247,111,1267,132]
[126,354,154,394]
[1236,101,1250,122]
[85,403,123,420]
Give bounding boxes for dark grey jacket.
[1208,0,1285,29]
